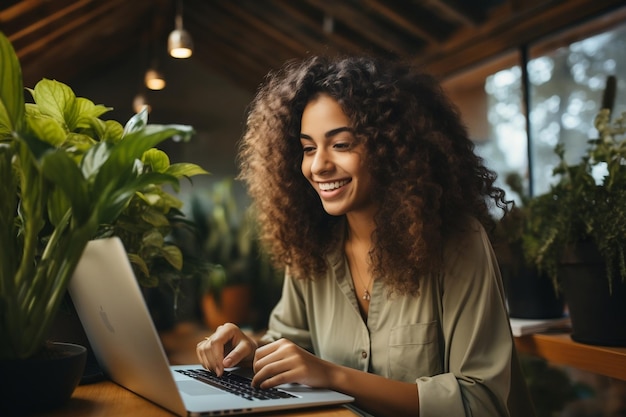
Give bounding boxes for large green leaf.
[80,141,112,180]
[0,32,24,137]
[161,245,183,271]
[166,162,210,179]
[47,186,71,227]
[123,107,149,135]
[93,125,194,196]
[74,97,111,125]
[26,114,67,147]
[96,171,178,225]
[0,145,17,284]
[29,79,75,128]
[140,206,170,227]
[64,133,98,155]
[101,120,124,143]
[143,148,170,173]
[40,150,90,224]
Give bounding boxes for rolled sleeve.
[416,373,465,416]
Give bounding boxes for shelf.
[514,332,626,381]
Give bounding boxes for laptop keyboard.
[176,369,297,401]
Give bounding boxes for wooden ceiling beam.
[187,3,290,68]
[270,0,363,54]
[3,0,624,97]
[362,0,438,44]
[185,2,277,89]
[192,38,267,92]
[216,1,309,56]
[12,0,147,61]
[416,0,625,78]
[304,0,417,55]
[421,0,477,27]
[16,1,154,86]
[234,0,354,57]
[0,0,50,22]
[6,0,92,45]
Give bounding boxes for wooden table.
[37,380,356,416]
[514,332,626,381]
[34,322,355,416]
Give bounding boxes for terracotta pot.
[202,284,253,330]
[0,342,87,415]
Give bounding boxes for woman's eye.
[334,142,352,150]
[302,145,315,153]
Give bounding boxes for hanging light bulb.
[168,0,193,59]
[133,92,152,114]
[144,68,166,90]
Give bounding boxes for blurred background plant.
[519,355,592,417]
[522,76,626,290]
[95,150,210,329]
[183,178,284,330]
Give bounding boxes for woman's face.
[300,94,376,217]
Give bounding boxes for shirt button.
[361,351,368,359]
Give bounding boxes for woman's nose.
[311,149,333,175]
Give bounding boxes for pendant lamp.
[168,0,193,59]
[144,68,166,90]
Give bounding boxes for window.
[444,52,527,206]
[528,19,626,195]
[443,10,626,206]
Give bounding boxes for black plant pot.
[560,243,626,346]
[48,293,104,384]
[498,242,565,319]
[503,264,565,319]
[0,342,87,416]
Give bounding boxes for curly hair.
[238,55,508,295]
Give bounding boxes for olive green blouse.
[262,219,535,417]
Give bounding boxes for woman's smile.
[318,179,351,192]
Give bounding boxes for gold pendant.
[362,290,371,301]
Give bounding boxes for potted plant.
[522,75,626,346]
[0,31,206,413]
[101,165,209,330]
[492,173,564,319]
[186,178,283,330]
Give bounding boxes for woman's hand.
[196,322,258,376]
[251,338,338,389]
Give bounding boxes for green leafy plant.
[0,31,206,360]
[522,78,626,290]
[101,156,206,291]
[519,355,591,417]
[189,179,259,296]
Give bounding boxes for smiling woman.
[197,55,535,417]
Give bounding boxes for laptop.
[68,237,354,416]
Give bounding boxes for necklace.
[358,273,373,301]
[349,245,373,302]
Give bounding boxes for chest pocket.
[388,321,442,382]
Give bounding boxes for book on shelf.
[509,316,571,337]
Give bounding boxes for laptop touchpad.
[178,380,224,396]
